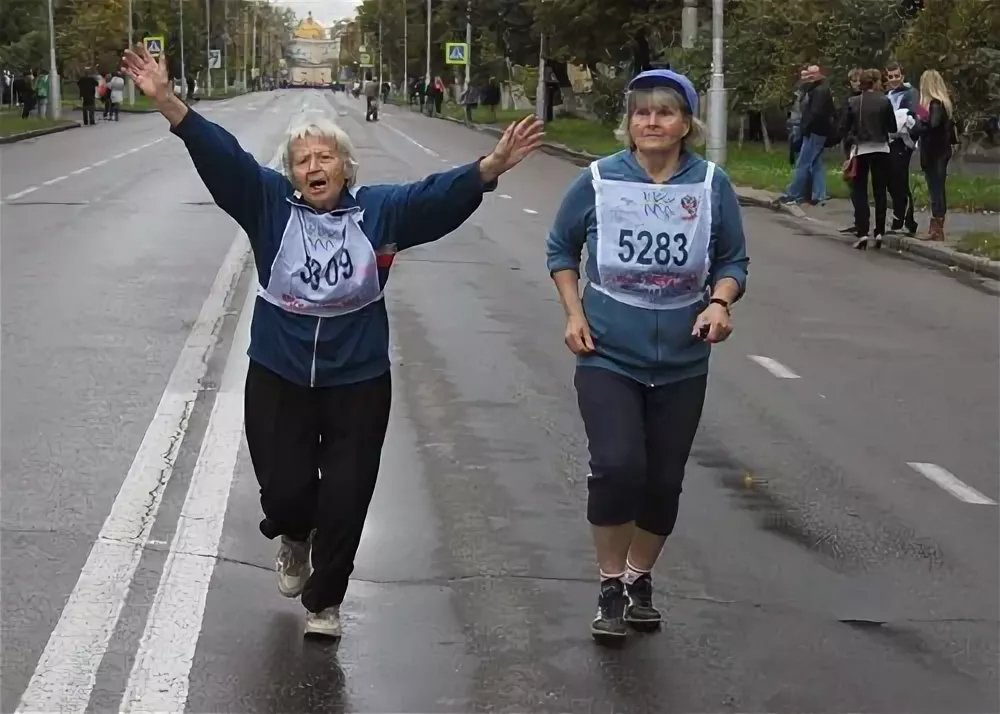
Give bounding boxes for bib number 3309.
[617,229,688,267]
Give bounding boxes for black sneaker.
[625,573,662,630]
[591,578,628,644]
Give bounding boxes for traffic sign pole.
[127,0,135,105]
[206,0,212,97]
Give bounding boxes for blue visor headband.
[627,69,699,116]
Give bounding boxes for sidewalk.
[429,112,1000,282]
[794,198,998,243]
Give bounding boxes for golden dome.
[293,12,325,39]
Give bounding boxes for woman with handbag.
[839,69,898,250]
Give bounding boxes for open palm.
[490,115,545,173]
[121,45,171,101]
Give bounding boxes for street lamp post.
[223,0,229,93]
[206,0,213,96]
[706,0,727,164]
[425,0,431,87]
[46,0,61,119]
[463,0,471,94]
[403,0,407,97]
[180,0,187,88]
[127,0,135,105]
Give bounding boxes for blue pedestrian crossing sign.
[144,36,165,58]
[445,42,468,65]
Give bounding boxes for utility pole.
[127,0,135,105]
[251,5,257,89]
[180,0,187,88]
[535,32,546,123]
[46,0,61,119]
[378,0,383,90]
[223,0,229,92]
[243,9,250,92]
[463,0,471,93]
[706,0,726,164]
[206,0,213,96]
[425,0,431,86]
[402,0,407,98]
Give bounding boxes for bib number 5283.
[618,229,688,267]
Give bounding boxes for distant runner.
[363,72,379,121]
[122,44,544,639]
[546,69,749,644]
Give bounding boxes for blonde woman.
[911,70,957,241]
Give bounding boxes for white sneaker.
[275,536,311,598]
[304,606,342,638]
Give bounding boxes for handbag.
[841,145,858,182]
[841,94,861,182]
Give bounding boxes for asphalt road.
[2,89,997,714]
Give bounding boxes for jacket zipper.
[310,317,322,387]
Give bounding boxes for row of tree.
[0,0,295,84]
[353,0,999,131]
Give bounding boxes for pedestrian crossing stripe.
[144,36,164,57]
[445,42,468,65]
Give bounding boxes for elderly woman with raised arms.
[121,45,543,639]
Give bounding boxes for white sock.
[622,561,650,585]
[599,569,626,582]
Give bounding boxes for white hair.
[280,117,359,187]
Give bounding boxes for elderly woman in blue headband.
[545,69,750,644]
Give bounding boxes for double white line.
[16,112,302,714]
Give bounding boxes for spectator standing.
[884,62,919,235]
[77,70,99,126]
[35,69,49,118]
[911,70,958,242]
[780,65,836,206]
[840,68,897,250]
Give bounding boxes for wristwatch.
[710,297,731,315]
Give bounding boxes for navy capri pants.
[575,366,707,536]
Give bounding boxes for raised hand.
[121,44,171,102]
[478,115,545,182]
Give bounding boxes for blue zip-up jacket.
[546,150,749,386]
[171,109,496,387]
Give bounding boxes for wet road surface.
[2,90,998,713]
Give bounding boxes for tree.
[893,0,1000,134]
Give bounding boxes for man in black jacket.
[885,62,919,235]
[781,65,835,205]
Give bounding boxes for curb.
[434,113,1000,281]
[737,193,1000,280]
[0,121,81,144]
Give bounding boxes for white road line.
[113,152,128,159]
[42,175,68,186]
[13,235,251,714]
[747,355,801,379]
[13,122,293,714]
[121,283,255,713]
[71,166,92,175]
[498,194,512,199]
[4,186,38,200]
[379,121,440,157]
[907,463,997,505]
[92,159,108,167]
[522,208,538,215]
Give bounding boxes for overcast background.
[274,0,361,27]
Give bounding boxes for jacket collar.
[286,184,361,216]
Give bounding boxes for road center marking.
[71,166,92,175]
[379,121,440,157]
[4,186,38,200]
[43,176,68,186]
[13,131,291,714]
[13,234,251,714]
[523,208,538,215]
[747,355,801,379]
[498,194,512,199]
[121,282,255,713]
[907,463,997,505]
